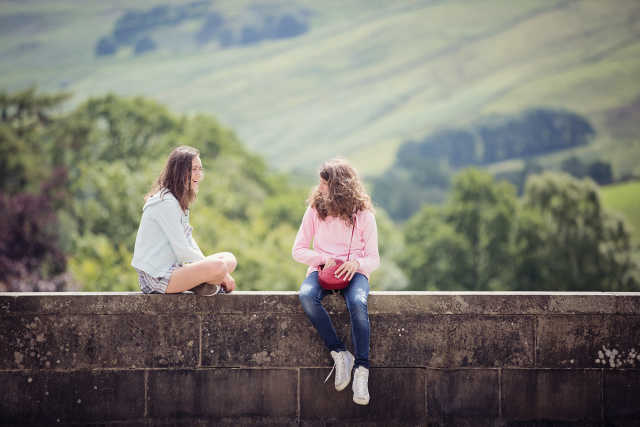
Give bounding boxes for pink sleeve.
[292,206,327,267]
[355,211,380,273]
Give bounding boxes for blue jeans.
[298,271,370,369]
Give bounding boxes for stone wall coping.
[2,291,639,315]
[2,291,639,296]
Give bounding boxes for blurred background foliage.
[0,88,309,291]
[2,0,640,292]
[0,88,638,292]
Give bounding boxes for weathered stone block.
[147,368,297,419]
[605,370,640,419]
[0,293,200,315]
[299,368,425,423]
[301,422,425,427]
[546,294,617,314]
[426,369,499,418]
[502,369,601,421]
[0,370,144,424]
[536,315,640,369]
[0,292,304,316]
[502,422,602,426]
[202,313,351,367]
[195,292,303,314]
[540,293,640,315]
[202,313,534,369]
[368,293,552,315]
[371,315,534,367]
[424,418,497,427]
[0,314,199,369]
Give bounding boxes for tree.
[398,206,472,290]
[0,169,70,291]
[95,36,118,56]
[587,161,613,185]
[561,156,587,179]
[196,12,225,45]
[398,169,638,291]
[517,172,636,291]
[134,37,156,55]
[373,109,597,221]
[372,159,449,221]
[444,170,518,290]
[561,157,613,185]
[273,14,308,39]
[399,170,517,291]
[0,89,73,291]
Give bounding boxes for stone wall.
[1,291,639,426]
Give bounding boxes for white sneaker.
[326,350,354,391]
[352,366,370,405]
[192,283,223,296]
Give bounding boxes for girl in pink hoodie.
[292,158,380,405]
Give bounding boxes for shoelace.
[324,352,343,383]
[324,363,336,383]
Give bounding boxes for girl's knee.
[298,288,313,305]
[214,252,236,272]
[298,283,321,310]
[224,252,237,272]
[345,290,368,312]
[204,259,227,282]
[298,293,314,315]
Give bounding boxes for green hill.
[600,180,640,246]
[1,0,640,177]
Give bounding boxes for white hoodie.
[131,190,205,277]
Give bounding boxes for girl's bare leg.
[166,252,237,294]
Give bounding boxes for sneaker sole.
[353,395,370,405]
[335,352,354,391]
[336,380,350,391]
[193,283,222,296]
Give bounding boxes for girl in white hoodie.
[131,145,236,294]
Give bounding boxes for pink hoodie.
[292,206,380,279]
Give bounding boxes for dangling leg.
[343,273,371,404]
[298,272,344,352]
[298,272,354,390]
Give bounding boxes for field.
[1,0,639,177]
[600,180,640,246]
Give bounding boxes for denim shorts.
[135,264,180,294]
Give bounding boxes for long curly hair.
[145,145,199,211]
[308,158,374,225]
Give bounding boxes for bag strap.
[346,214,356,261]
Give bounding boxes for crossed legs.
[165,252,237,294]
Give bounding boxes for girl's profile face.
[191,156,203,193]
[319,178,329,196]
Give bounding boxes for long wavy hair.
[145,145,199,211]
[308,158,374,225]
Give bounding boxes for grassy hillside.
[600,180,640,246]
[1,0,639,177]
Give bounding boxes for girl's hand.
[323,258,337,270]
[334,260,360,281]
[221,273,236,293]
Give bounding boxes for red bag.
[318,218,356,290]
[318,259,349,290]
